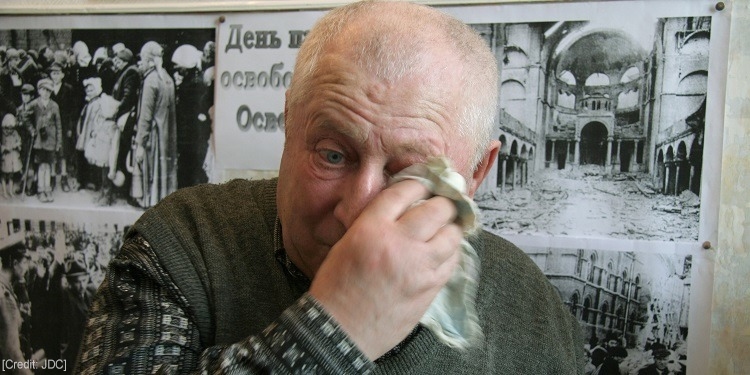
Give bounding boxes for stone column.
[689,164,696,193]
[574,138,580,165]
[615,139,622,171]
[550,140,556,168]
[501,157,507,193]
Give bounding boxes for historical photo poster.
[458,9,722,244]
[0,209,136,372]
[517,241,703,375]
[0,15,216,211]
[0,2,730,374]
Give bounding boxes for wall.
[1,0,748,373]
[710,0,750,373]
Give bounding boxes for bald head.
[286,0,498,169]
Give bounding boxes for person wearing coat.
[133,41,177,208]
[110,48,141,203]
[29,78,62,202]
[76,77,120,205]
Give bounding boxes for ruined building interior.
[472,17,709,198]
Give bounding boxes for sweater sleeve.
[76,234,374,375]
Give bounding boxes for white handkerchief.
[390,157,483,350]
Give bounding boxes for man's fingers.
[398,195,458,241]
[426,223,463,268]
[362,179,432,221]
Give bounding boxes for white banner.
[214,10,327,171]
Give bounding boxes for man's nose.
[333,165,388,229]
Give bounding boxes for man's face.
[69,274,89,295]
[112,57,125,72]
[13,257,29,278]
[276,42,477,277]
[38,87,51,100]
[84,84,96,98]
[655,357,669,370]
[50,70,64,84]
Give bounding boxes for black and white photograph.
[0,2,732,374]
[0,24,216,211]
[520,244,694,375]
[0,213,131,372]
[467,16,713,243]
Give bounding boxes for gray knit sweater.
[76,178,584,374]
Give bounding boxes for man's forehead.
[313,119,440,156]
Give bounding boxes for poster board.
[0,1,730,374]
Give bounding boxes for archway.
[656,150,665,192]
[580,122,608,166]
[689,136,703,195]
[496,135,509,187]
[619,141,634,172]
[666,146,676,195]
[676,142,690,195]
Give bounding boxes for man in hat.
[0,48,24,108]
[61,255,95,368]
[172,44,210,188]
[637,347,674,375]
[133,41,177,208]
[28,243,64,372]
[599,346,629,375]
[16,83,37,196]
[110,47,140,203]
[0,232,33,362]
[48,61,81,192]
[29,77,62,202]
[15,49,40,90]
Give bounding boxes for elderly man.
[76,1,583,374]
[134,41,178,208]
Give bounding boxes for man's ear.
[466,139,500,198]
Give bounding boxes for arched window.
[588,253,598,284]
[501,80,526,121]
[576,249,586,278]
[620,66,640,83]
[600,302,609,326]
[583,296,592,323]
[585,73,610,87]
[570,292,580,317]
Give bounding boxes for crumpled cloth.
[389,157,483,350]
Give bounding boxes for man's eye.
[321,150,345,165]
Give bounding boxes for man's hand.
[135,145,145,163]
[309,179,462,360]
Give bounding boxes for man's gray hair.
[286,0,498,169]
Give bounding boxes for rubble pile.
[477,168,700,241]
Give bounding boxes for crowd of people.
[0,226,124,373]
[584,334,687,375]
[0,38,214,207]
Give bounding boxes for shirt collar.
[273,218,310,283]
